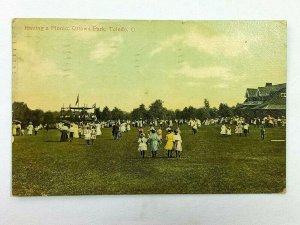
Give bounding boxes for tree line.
[13,99,244,126]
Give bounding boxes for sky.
[12,19,286,112]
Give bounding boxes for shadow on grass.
[126,156,184,160]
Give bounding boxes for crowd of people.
[56,122,102,145]
[12,114,285,153]
[12,121,44,138]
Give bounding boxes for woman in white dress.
[73,123,79,138]
[96,123,102,136]
[27,122,33,136]
[220,124,227,136]
[120,123,126,133]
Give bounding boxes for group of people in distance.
[12,114,283,150]
[220,123,249,137]
[57,122,102,145]
[12,121,44,137]
[137,126,183,158]
[219,122,266,140]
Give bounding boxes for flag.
[75,94,79,105]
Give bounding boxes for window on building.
[281,92,286,97]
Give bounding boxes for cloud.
[213,83,229,89]
[150,35,182,56]
[175,63,235,81]
[13,39,84,110]
[90,36,123,62]
[150,30,261,57]
[186,81,201,87]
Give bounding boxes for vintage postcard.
[12,19,286,195]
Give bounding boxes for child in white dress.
[126,123,131,131]
[27,123,33,136]
[138,133,148,158]
[173,130,183,158]
[84,127,91,145]
[220,124,227,136]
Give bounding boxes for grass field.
[12,125,286,195]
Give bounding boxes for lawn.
[12,125,286,195]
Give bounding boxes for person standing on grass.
[157,126,163,150]
[220,124,227,136]
[27,122,33,136]
[148,128,160,157]
[91,126,97,145]
[45,123,49,132]
[112,124,119,140]
[192,123,198,135]
[96,123,102,136]
[157,126,163,140]
[12,123,17,136]
[138,133,148,158]
[69,124,75,142]
[73,123,79,138]
[126,123,131,131]
[235,123,243,137]
[243,123,249,136]
[16,123,21,136]
[34,126,39,136]
[59,123,69,142]
[84,126,91,145]
[173,129,182,158]
[78,125,82,138]
[164,128,174,158]
[260,124,265,140]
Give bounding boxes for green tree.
[94,107,102,121]
[232,104,243,117]
[196,108,210,120]
[218,103,233,117]
[131,104,148,120]
[12,102,30,123]
[209,107,219,118]
[111,107,125,120]
[175,109,182,119]
[44,111,55,124]
[102,106,111,120]
[30,109,44,126]
[166,109,176,120]
[181,106,197,120]
[148,99,167,120]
